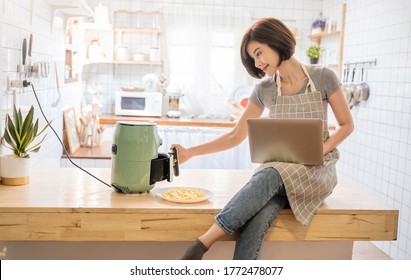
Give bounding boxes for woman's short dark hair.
[240,18,296,79]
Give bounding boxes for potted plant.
[1,105,49,186]
[306,46,321,64]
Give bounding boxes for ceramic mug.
[117,47,129,61]
[133,53,145,62]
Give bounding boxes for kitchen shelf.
[80,25,161,34]
[114,28,162,34]
[65,18,81,83]
[115,9,162,14]
[84,60,163,66]
[81,23,113,31]
[112,60,163,65]
[83,59,113,64]
[112,9,163,70]
[78,9,164,75]
[308,31,340,41]
[308,3,346,79]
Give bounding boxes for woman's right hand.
[171,144,192,165]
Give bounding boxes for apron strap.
[301,64,317,92]
[276,70,282,96]
[276,64,317,96]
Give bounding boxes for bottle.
[149,47,160,61]
[94,2,108,25]
[88,40,102,61]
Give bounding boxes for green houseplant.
[1,105,49,185]
[306,46,321,64]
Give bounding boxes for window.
[168,28,237,116]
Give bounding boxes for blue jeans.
[215,167,287,260]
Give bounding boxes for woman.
[173,17,354,260]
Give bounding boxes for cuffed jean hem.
[215,215,236,235]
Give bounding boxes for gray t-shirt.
[249,66,341,108]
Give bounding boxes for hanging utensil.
[22,38,27,66]
[348,66,359,108]
[353,66,370,102]
[18,38,28,75]
[52,62,61,107]
[28,34,33,58]
[359,66,370,101]
[343,67,348,83]
[353,67,363,102]
[342,66,352,104]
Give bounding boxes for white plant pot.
[0,154,31,186]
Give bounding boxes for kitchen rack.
[343,58,377,68]
[308,3,347,79]
[65,18,81,83]
[79,10,164,70]
[112,10,163,67]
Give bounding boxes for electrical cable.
[30,83,112,188]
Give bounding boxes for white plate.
[153,187,212,204]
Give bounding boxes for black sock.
[180,239,208,260]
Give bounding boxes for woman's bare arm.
[324,87,354,155]
[172,101,264,164]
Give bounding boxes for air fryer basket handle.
[170,147,179,176]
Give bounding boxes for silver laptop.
[247,118,324,165]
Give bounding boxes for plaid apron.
[255,64,339,226]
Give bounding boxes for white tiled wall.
[0,0,83,167]
[1,0,411,261]
[322,0,411,260]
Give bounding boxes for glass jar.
[167,94,182,118]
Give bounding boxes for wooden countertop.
[0,168,398,242]
[62,141,112,159]
[100,115,337,129]
[100,114,237,128]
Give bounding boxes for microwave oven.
[115,91,162,117]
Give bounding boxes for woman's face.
[246,40,280,77]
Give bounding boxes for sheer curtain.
[163,5,253,118]
[158,126,257,170]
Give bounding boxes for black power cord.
[30,82,112,188]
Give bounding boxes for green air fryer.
[111,122,179,193]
